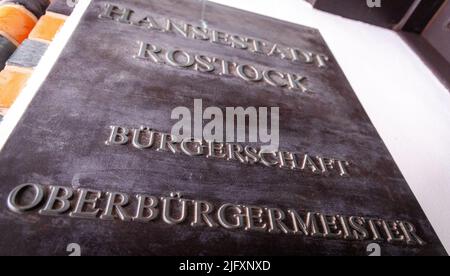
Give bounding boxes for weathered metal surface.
[0,0,446,256]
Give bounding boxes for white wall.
[208,0,450,252]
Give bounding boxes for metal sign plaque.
[0,0,446,256]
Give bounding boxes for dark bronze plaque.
[0,0,446,256]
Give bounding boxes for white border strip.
[0,0,92,152]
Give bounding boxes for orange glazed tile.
[0,5,37,45]
[0,66,32,108]
[29,12,66,42]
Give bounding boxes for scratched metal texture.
[0,0,446,256]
